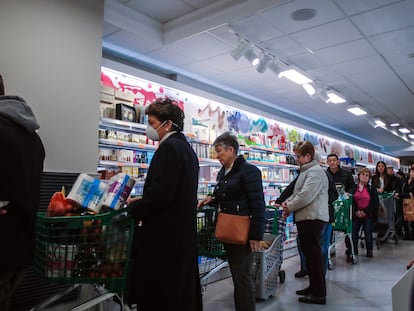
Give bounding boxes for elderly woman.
[281,141,329,305]
[127,98,202,311]
[198,132,265,311]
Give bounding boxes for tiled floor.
[203,239,414,311]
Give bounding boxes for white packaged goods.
[102,173,136,210]
[67,173,108,213]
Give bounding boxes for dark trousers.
[298,223,331,275]
[296,220,327,297]
[225,243,255,311]
[0,269,24,311]
[352,217,374,253]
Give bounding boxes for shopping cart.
[374,192,398,246]
[31,208,135,311]
[329,195,357,266]
[251,208,286,300]
[196,207,228,292]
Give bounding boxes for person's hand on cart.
[197,195,214,208]
[250,240,262,252]
[281,201,290,218]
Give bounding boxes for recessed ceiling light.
[347,107,367,116]
[399,128,410,134]
[375,119,386,128]
[278,69,312,85]
[325,91,346,104]
[408,134,414,139]
[390,123,400,127]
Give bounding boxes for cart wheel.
[328,259,334,270]
[351,255,358,264]
[279,270,286,284]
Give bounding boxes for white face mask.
[146,120,167,141]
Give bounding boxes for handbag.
[403,193,414,222]
[215,212,250,245]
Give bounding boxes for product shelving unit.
[97,117,299,255]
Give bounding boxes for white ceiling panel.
[369,26,414,53]
[394,62,414,90]
[167,32,232,61]
[229,14,283,43]
[330,55,390,77]
[103,21,120,37]
[291,19,363,51]
[314,39,377,65]
[259,36,307,59]
[261,0,345,34]
[334,0,402,16]
[350,1,414,36]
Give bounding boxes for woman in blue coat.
[127,98,202,310]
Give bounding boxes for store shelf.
[99,117,146,131]
[99,160,149,168]
[99,138,156,151]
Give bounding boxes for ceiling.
[102,0,414,160]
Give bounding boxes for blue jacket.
[212,155,265,241]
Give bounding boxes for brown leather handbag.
[403,193,414,221]
[215,212,250,245]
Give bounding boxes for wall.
[0,0,104,174]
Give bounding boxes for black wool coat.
[212,155,265,241]
[128,132,202,310]
[0,115,45,272]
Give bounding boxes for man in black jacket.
[0,74,45,311]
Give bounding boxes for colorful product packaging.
[102,173,136,210]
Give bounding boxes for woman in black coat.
[198,132,265,311]
[127,98,202,311]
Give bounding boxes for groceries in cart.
[47,173,136,217]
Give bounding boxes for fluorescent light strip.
[408,134,414,139]
[390,123,400,127]
[347,107,367,116]
[326,91,346,104]
[302,83,316,95]
[375,119,386,128]
[399,128,410,133]
[278,69,312,85]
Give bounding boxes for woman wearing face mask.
[126,98,202,311]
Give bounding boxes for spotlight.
[244,49,260,66]
[256,53,273,73]
[268,60,288,75]
[374,119,386,128]
[230,38,251,61]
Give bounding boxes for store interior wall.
[0,0,104,174]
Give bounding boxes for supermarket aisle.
[203,239,414,311]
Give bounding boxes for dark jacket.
[327,166,356,193]
[400,178,414,199]
[128,132,202,310]
[212,155,265,241]
[352,183,379,219]
[0,95,45,272]
[371,174,394,193]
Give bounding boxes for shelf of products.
[97,117,299,254]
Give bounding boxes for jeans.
[225,243,256,311]
[298,223,331,275]
[352,217,374,254]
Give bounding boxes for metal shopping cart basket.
[329,195,357,265]
[31,208,135,310]
[375,192,398,245]
[251,208,286,300]
[196,207,228,292]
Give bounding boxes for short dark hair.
[293,141,315,160]
[0,74,4,95]
[145,97,184,131]
[213,132,239,154]
[327,153,339,160]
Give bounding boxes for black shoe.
[294,270,308,278]
[367,251,373,257]
[296,288,312,295]
[298,295,326,305]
